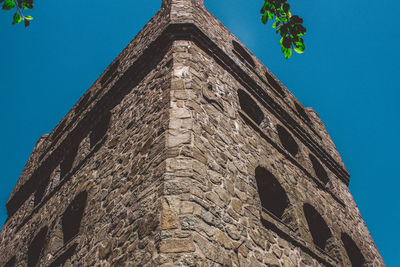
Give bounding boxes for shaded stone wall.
[0,42,174,267]
[5,2,172,206]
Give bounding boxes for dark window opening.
[34,176,50,206]
[75,93,91,114]
[90,111,111,148]
[295,102,311,123]
[7,157,61,216]
[28,226,48,267]
[303,204,332,250]
[100,59,120,85]
[62,191,88,244]
[34,158,61,206]
[60,145,78,179]
[277,125,299,157]
[232,40,256,67]
[255,166,289,219]
[309,154,330,185]
[6,173,37,217]
[238,89,264,125]
[265,71,285,97]
[5,256,16,267]
[341,233,366,267]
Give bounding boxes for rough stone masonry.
[0,0,384,266]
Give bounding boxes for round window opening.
[255,166,290,219]
[309,154,330,185]
[303,203,332,250]
[237,89,264,125]
[341,233,366,266]
[277,125,299,157]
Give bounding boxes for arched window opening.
[265,71,285,97]
[277,125,299,157]
[90,111,111,148]
[60,145,79,179]
[6,177,36,218]
[255,166,290,220]
[232,40,256,67]
[341,233,366,267]
[237,89,264,125]
[34,158,60,206]
[5,256,16,267]
[294,102,311,123]
[303,204,332,250]
[62,191,88,244]
[28,226,48,267]
[34,176,50,206]
[309,154,330,185]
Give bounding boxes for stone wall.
[0,39,174,267]
[5,1,172,206]
[153,39,383,266]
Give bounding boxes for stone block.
[161,199,180,230]
[214,229,232,249]
[231,198,243,215]
[159,238,196,253]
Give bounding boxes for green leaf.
[295,38,304,44]
[283,3,290,14]
[282,47,292,59]
[294,42,305,53]
[2,0,15,10]
[272,20,280,28]
[291,15,303,24]
[279,24,289,37]
[24,19,30,27]
[12,11,21,24]
[295,24,307,35]
[21,0,33,9]
[261,1,306,60]
[281,45,287,53]
[261,12,268,24]
[25,15,33,20]
[267,10,274,20]
[261,1,269,13]
[282,36,291,48]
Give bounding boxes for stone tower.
[0,0,384,266]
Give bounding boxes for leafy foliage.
[261,0,306,59]
[1,0,34,27]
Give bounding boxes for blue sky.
[0,0,398,265]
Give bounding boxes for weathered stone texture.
[0,0,384,266]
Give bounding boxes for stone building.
[0,0,384,266]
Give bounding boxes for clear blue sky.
[0,0,398,265]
